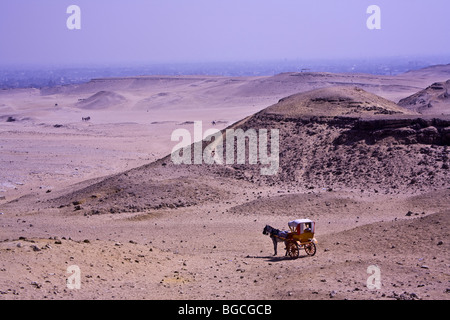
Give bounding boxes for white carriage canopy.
[288,219,315,234]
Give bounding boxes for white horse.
[262,225,289,256]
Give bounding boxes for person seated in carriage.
[304,223,312,233]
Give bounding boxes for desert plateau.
[0,64,449,300]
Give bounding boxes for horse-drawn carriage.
[263,219,317,259]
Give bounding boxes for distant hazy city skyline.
[1,0,450,67]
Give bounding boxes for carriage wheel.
[286,241,299,259]
[304,242,316,256]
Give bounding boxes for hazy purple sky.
[1,0,449,66]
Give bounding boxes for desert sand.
[0,65,449,300]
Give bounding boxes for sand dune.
[403,63,450,83]
[264,86,416,118]
[76,91,127,110]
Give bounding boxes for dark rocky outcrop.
[398,80,450,115]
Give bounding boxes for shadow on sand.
[245,254,310,262]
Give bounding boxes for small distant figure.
[82,116,91,122]
[55,103,58,107]
[212,120,216,126]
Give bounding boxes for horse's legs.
[272,237,277,256]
